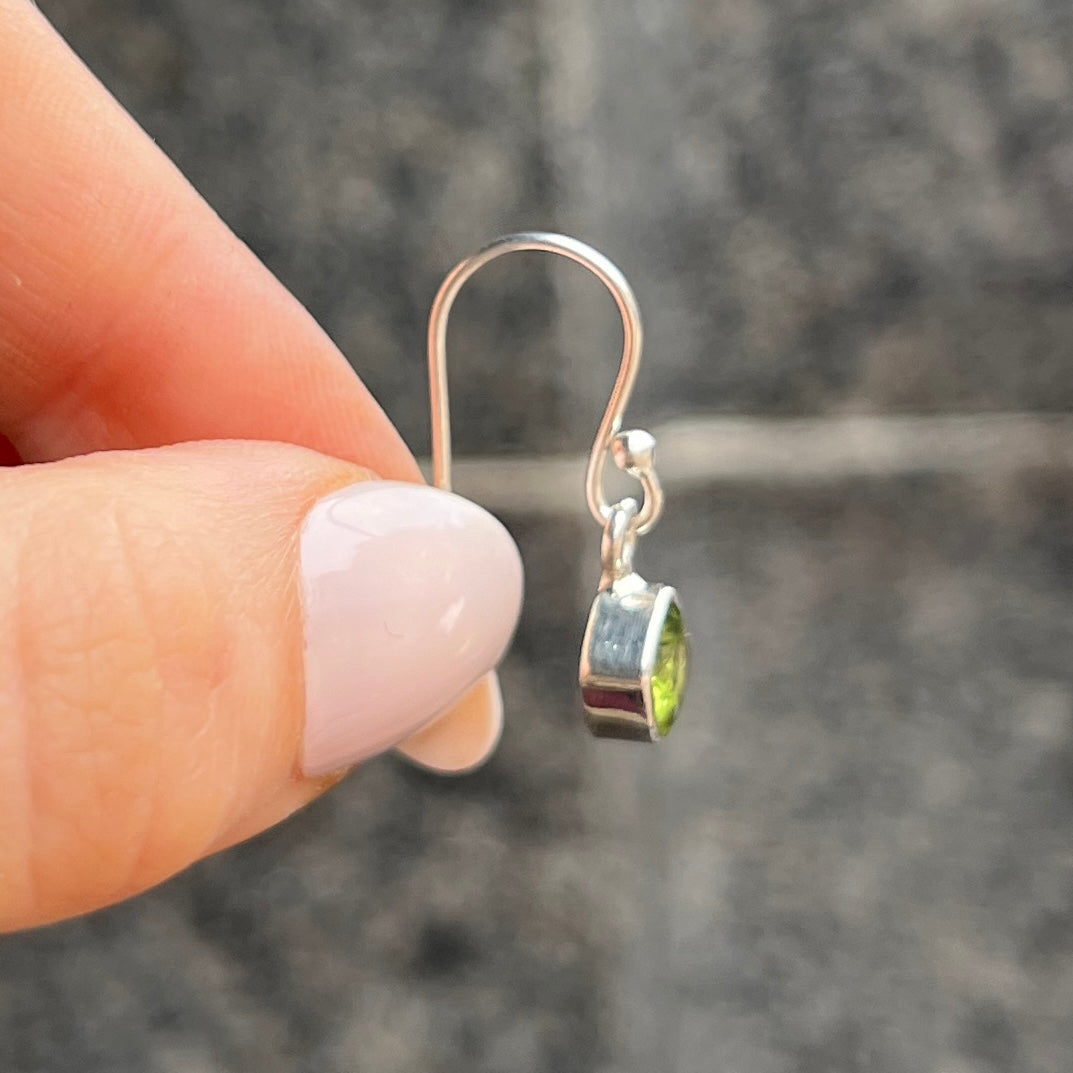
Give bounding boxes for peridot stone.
[651,602,687,736]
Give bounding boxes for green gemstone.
[650,602,688,736]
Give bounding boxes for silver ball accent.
[612,429,657,475]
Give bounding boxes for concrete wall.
[4,2,1073,1070]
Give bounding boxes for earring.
[428,232,689,742]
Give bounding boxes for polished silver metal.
[579,581,683,741]
[427,232,664,537]
[599,499,640,590]
[427,232,686,740]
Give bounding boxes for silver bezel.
[579,577,682,741]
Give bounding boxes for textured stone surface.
[40,0,1073,448]
[4,1,1073,1071]
[3,471,1073,1073]
[610,469,1073,1073]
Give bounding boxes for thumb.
[0,441,522,930]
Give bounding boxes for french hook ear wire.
[426,231,663,534]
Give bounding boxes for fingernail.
[395,671,505,776]
[299,481,523,776]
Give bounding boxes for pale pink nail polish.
[299,481,523,776]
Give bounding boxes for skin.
[0,0,501,930]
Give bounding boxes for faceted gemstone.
[650,601,688,736]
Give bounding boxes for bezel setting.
[579,576,687,741]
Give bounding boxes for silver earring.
[428,232,689,742]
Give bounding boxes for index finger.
[0,0,419,478]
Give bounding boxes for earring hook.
[427,231,663,535]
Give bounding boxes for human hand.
[0,0,523,931]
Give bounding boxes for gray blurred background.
[4,1,1073,1070]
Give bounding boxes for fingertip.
[394,672,505,776]
[215,672,508,858]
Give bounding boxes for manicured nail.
[300,481,523,776]
[395,671,505,775]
